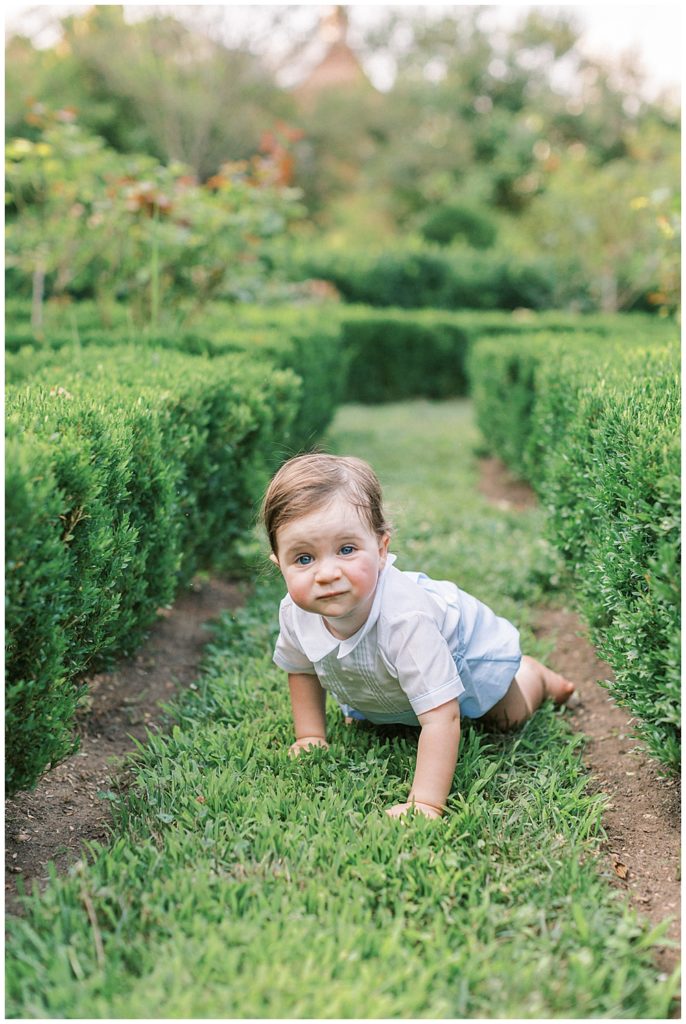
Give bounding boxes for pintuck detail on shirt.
[273,554,522,723]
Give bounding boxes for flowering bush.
[5,108,304,330]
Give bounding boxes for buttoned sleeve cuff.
[408,676,465,717]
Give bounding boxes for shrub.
[6,387,180,794]
[5,300,344,449]
[338,307,627,407]
[186,305,346,447]
[5,114,303,322]
[5,433,79,792]
[5,348,302,794]
[420,202,498,249]
[467,328,680,770]
[8,299,655,416]
[280,244,562,311]
[466,335,544,471]
[532,348,680,769]
[339,309,471,403]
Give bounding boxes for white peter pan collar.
[291,554,396,662]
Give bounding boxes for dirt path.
[479,456,681,981]
[5,577,244,916]
[534,606,680,978]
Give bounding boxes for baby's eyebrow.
[282,531,366,555]
[282,540,310,556]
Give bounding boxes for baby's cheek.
[285,575,311,609]
[351,563,380,595]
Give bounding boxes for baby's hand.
[288,736,329,757]
[386,801,443,820]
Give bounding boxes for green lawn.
[6,399,678,1018]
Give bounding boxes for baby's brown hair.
[261,453,391,554]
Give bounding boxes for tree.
[516,124,680,312]
[344,7,678,227]
[6,6,295,180]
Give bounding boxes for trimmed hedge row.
[335,306,640,404]
[7,299,654,408]
[6,349,304,794]
[5,301,344,448]
[467,332,680,771]
[279,244,564,310]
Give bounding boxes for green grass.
[6,400,678,1019]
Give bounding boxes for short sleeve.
[386,613,464,715]
[273,599,317,674]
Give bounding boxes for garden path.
[5,442,679,986]
[5,577,244,915]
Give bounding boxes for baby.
[262,453,575,819]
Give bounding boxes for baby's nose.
[315,557,342,582]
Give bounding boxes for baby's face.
[271,494,390,640]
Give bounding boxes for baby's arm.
[387,698,460,819]
[287,672,329,756]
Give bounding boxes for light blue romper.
[400,569,522,720]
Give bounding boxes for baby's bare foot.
[543,667,576,705]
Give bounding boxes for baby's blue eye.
[339,545,355,555]
[295,554,313,566]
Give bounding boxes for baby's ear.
[378,532,391,564]
[269,552,280,567]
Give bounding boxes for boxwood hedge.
[5,300,344,448]
[6,348,302,794]
[7,298,649,408]
[277,244,562,310]
[467,330,680,771]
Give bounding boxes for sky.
[529,4,682,100]
[4,2,683,102]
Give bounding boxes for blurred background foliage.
[5,4,680,319]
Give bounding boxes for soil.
[479,455,681,984]
[5,576,245,916]
[533,605,681,981]
[478,455,540,511]
[5,459,680,994]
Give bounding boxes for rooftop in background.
[291,6,372,105]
